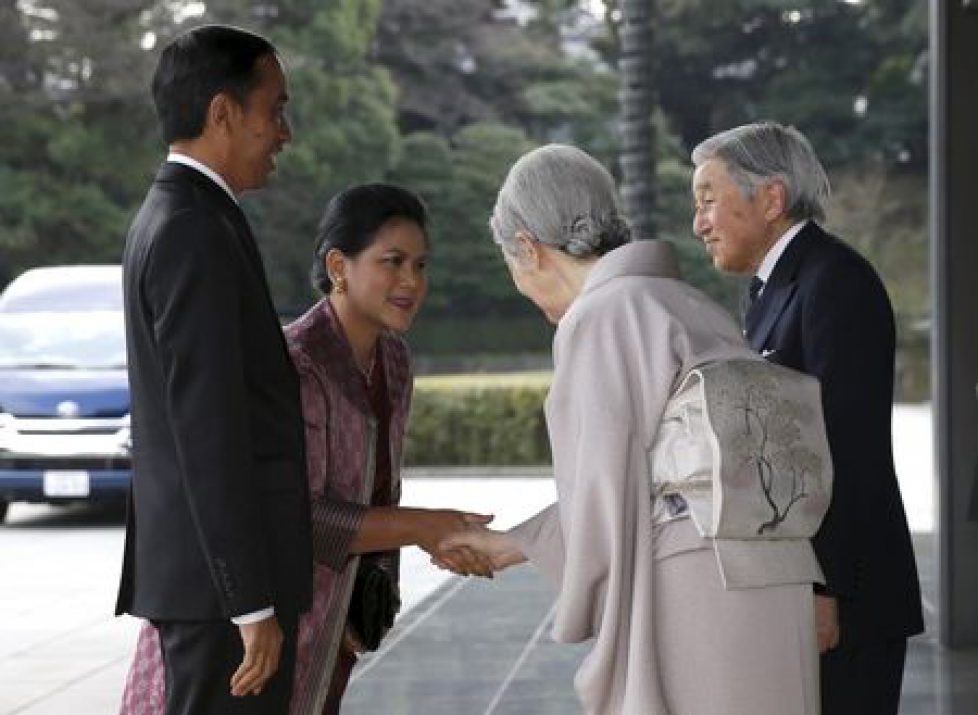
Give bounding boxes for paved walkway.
[2,405,976,713]
[345,567,584,714]
[341,532,976,714]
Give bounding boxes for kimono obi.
[648,358,833,541]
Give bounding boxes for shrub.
[404,373,552,466]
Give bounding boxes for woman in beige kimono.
[118,184,492,715]
[442,145,823,714]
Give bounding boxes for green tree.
[375,0,617,157]
[598,0,927,320]
[0,0,160,282]
[618,0,658,239]
[389,123,536,318]
[195,0,401,311]
[0,0,927,383]
[0,1,402,312]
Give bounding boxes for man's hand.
[814,594,841,654]
[230,616,283,697]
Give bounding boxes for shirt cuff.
[231,606,275,625]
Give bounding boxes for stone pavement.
[345,567,585,714]
[2,502,976,714]
[341,532,977,714]
[2,405,977,713]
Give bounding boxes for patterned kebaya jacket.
[118,298,414,715]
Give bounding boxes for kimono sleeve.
[536,292,681,644]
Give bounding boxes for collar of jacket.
[745,221,827,350]
[580,239,682,296]
[762,220,825,288]
[155,161,242,214]
[154,161,277,312]
[286,298,410,416]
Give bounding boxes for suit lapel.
[745,222,821,350]
[747,282,797,350]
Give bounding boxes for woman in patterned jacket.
[118,183,493,714]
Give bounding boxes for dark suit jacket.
[970,461,978,522]
[116,162,313,621]
[746,221,923,641]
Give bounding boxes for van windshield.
[0,312,126,369]
[0,273,122,312]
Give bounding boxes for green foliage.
[603,0,929,362]
[825,166,929,401]
[643,114,743,314]
[0,0,402,308]
[407,315,553,356]
[241,0,402,310]
[0,1,158,282]
[0,167,128,260]
[0,0,929,397]
[603,0,926,168]
[375,0,619,153]
[405,379,551,465]
[389,123,537,317]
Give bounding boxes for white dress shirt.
[753,219,809,297]
[166,152,238,203]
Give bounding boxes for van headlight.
[115,413,132,453]
[0,412,15,450]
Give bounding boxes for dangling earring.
[334,277,346,294]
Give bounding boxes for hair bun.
[562,212,632,257]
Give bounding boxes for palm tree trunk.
[619,0,657,240]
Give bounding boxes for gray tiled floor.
[345,532,978,714]
[344,568,586,714]
[2,449,975,713]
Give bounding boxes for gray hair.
[491,144,632,258]
[691,121,831,222]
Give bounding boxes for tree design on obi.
[710,363,830,536]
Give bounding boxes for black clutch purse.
[348,560,399,651]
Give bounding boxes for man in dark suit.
[690,121,924,714]
[970,460,978,522]
[116,25,312,714]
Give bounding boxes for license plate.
[43,470,90,497]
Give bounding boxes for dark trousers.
[821,636,908,715]
[157,614,298,715]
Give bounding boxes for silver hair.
[490,144,632,258]
[691,121,831,222]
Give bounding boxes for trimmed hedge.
[404,373,552,466]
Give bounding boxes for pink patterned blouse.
[117,298,414,714]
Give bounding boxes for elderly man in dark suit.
[690,121,923,714]
[115,25,312,714]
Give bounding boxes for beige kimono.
[510,241,819,714]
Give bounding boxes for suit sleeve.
[144,208,271,616]
[802,256,896,599]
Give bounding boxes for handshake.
[415,509,526,578]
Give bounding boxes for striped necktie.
[748,275,764,305]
